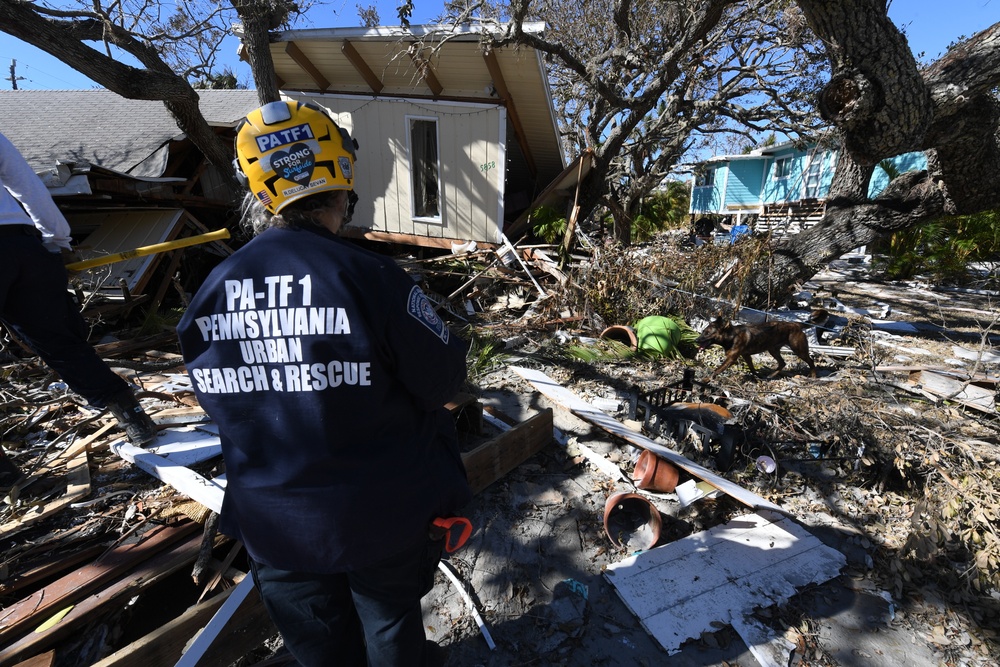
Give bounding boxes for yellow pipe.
[66,228,232,272]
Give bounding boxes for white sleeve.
[0,133,73,252]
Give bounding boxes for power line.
[0,54,93,89]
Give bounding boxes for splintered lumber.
[0,448,90,537]
[461,408,553,494]
[91,575,273,667]
[0,529,204,666]
[511,366,786,514]
[908,370,996,413]
[0,520,199,659]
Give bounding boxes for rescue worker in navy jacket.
[177,100,472,666]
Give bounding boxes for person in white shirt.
[0,131,157,487]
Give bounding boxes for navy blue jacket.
[177,224,471,572]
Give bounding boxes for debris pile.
[2,235,998,666]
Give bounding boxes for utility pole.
[8,60,26,90]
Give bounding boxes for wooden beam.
[407,43,444,97]
[461,408,553,494]
[0,522,201,664]
[483,48,537,178]
[284,41,330,91]
[91,575,273,667]
[337,225,497,252]
[342,40,384,94]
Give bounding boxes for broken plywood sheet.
[907,370,996,413]
[111,440,225,514]
[604,511,846,657]
[511,366,786,514]
[72,208,185,293]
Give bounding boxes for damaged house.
[689,139,928,238]
[247,21,570,249]
[0,89,259,317]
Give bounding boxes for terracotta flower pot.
[599,325,638,350]
[632,450,680,493]
[603,492,662,551]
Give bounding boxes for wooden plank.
[0,544,106,597]
[0,525,202,665]
[605,511,845,655]
[0,521,198,646]
[908,370,996,413]
[91,575,273,667]
[111,441,225,514]
[11,650,55,667]
[0,449,90,536]
[174,576,255,667]
[511,366,787,514]
[144,427,223,466]
[461,408,553,494]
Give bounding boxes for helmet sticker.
[238,102,355,214]
[281,177,328,198]
[406,285,449,343]
[271,143,316,185]
[255,122,315,152]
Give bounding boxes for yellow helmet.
[235,100,358,214]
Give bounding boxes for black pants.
[251,536,444,667]
[0,227,128,407]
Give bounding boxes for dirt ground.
[2,252,998,667]
[416,258,999,667]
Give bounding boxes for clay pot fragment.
[599,325,638,350]
[603,492,662,551]
[632,450,680,493]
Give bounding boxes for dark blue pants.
[0,226,128,407]
[251,536,444,667]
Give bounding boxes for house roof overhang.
[237,22,565,181]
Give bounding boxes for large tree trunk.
[231,1,287,105]
[738,10,1000,307]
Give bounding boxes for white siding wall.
[289,94,502,243]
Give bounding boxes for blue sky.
[0,0,995,90]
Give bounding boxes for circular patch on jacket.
[407,285,449,343]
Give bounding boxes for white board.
[605,511,845,656]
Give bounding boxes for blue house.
[690,140,927,237]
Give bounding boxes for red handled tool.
[431,516,473,553]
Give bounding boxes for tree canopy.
[448,0,1000,305]
[3,0,999,307]
[0,0,300,182]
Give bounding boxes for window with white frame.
[695,168,715,187]
[773,157,792,179]
[408,117,441,219]
[803,154,824,198]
